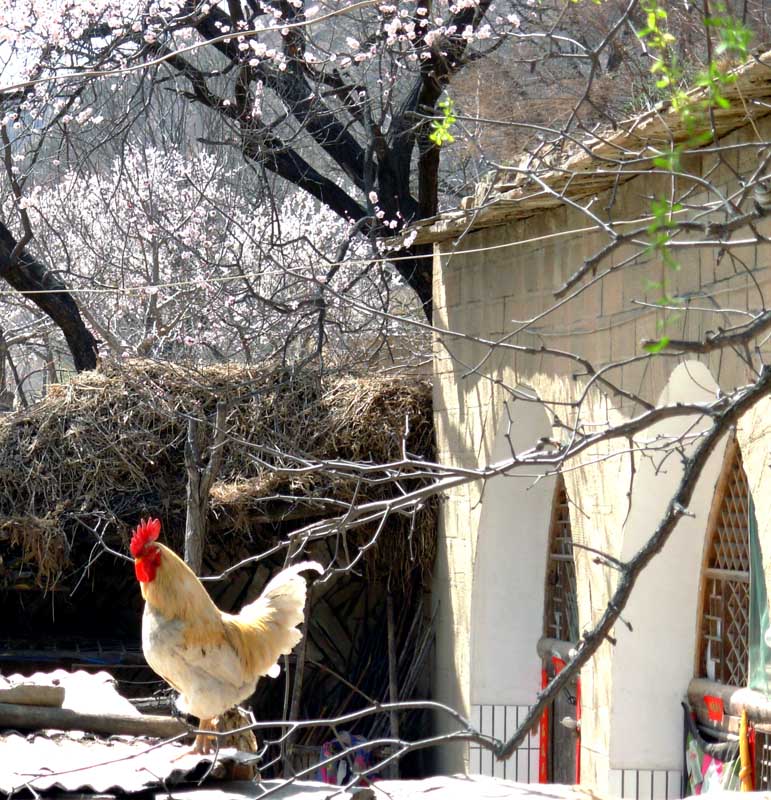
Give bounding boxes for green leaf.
[430,97,457,148]
[643,336,671,353]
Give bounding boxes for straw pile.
[0,359,435,591]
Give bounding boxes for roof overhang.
[402,50,771,247]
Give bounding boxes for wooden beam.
[0,685,64,707]
[0,702,187,738]
[688,677,771,724]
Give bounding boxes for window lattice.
[544,477,579,643]
[698,444,751,687]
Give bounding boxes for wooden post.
[283,594,311,776]
[184,401,228,573]
[386,592,400,778]
[184,414,204,574]
[739,708,753,791]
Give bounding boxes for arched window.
[697,440,751,686]
[544,475,579,643]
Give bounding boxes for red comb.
[130,517,161,557]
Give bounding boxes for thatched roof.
[406,50,771,245]
[0,360,435,591]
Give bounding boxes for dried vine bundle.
[0,359,435,591]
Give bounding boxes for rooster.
[130,517,321,754]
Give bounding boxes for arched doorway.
[539,474,580,784]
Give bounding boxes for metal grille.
[698,444,750,686]
[544,476,579,642]
[610,768,683,799]
[755,727,771,789]
[469,704,539,780]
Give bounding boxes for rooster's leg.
[193,718,215,755]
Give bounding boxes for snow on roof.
[0,670,252,795]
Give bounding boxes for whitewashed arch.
[609,360,728,773]
[470,397,554,707]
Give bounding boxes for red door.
[539,656,581,784]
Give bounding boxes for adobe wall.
[431,110,771,788]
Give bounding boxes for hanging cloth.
[683,704,741,795]
[748,497,771,694]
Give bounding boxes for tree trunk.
[0,222,97,372]
[0,326,27,408]
[42,333,58,395]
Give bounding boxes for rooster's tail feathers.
[231,561,322,677]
